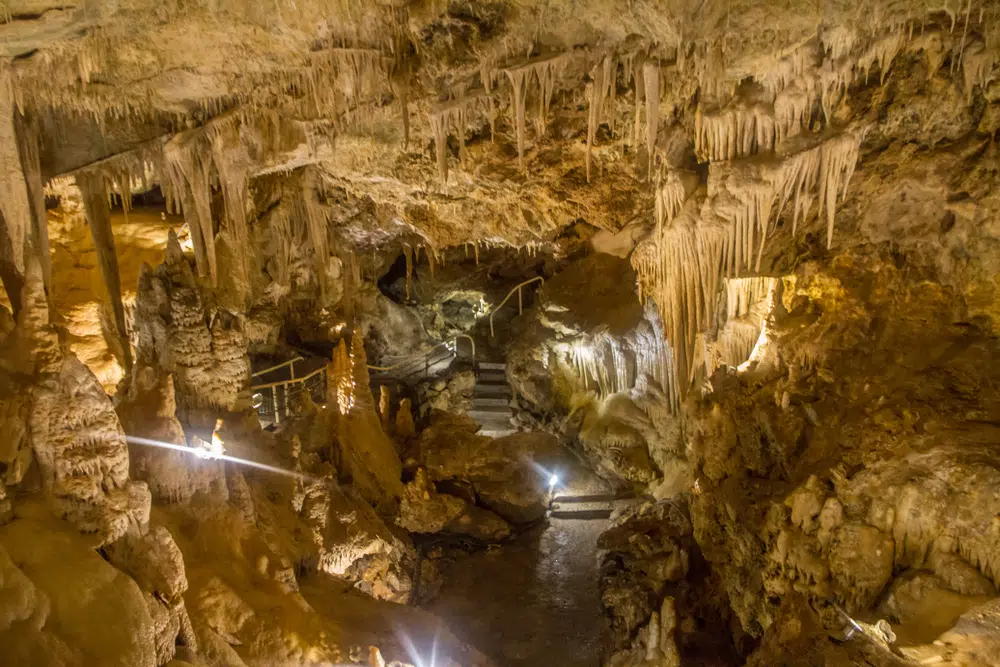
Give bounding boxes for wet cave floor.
[424,518,609,667]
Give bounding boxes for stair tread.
[473,385,511,396]
[549,509,613,520]
[478,362,506,371]
[469,405,514,415]
[472,397,511,407]
[551,493,637,504]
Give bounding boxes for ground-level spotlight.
[548,473,559,490]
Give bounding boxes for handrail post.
[273,388,281,426]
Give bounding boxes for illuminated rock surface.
[1,2,1000,666]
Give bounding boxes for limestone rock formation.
[398,468,511,542]
[418,413,587,523]
[2,1,1000,665]
[133,232,251,424]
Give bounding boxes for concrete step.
[476,370,507,383]
[479,428,516,438]
[473,384,511,397]
[469,404,513,416]
[549,508,613,520]
[472,397,511,408]
[552,493,637,504]
[477,361,506,371]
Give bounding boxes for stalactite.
[209,119,251,306]
[501,53,569,170]
[481,63,498,141]
[643,60,660,174]
[585,59,606,183]
[695,97,777,163]
[428,91,486,182]
[962,39,995,101]
[403,244,413,300]
[302,168,330,301]
[505,67,528,169]
[163,134,217,284]
[773,82,813,143]
[0,62,31,277]
[77,170,133,373]
[13,111,48,290]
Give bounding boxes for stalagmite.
[77,170,133,373]
[378,386,391,432]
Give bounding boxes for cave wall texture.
[1,1,1000,666]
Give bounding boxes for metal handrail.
[252,356,304,378]
[250,365,326,391]
[366,340,454,372]
[489,276,544,336]
[454,334,475,361]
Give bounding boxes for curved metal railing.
[250,334,478,427]
[489,276,544,337]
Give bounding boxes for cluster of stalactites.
[563,304,679,410]
[15,34,390,131]
[699,277,776,377]
[502,53,569,170]
[157,114,262,302]
[586,51,663,182]
[632,125,862,402]
[427,52,569,181]
[301,168,331,300]
[694,96,777,163]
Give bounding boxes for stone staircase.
[548,493,641,520]
[470,361,516,437]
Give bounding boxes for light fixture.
[548,473,559,489]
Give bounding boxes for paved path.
[426,518,610,667]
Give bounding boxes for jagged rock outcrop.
[0,261,150,546]
[117,365,227,503]
[398,467,511,542]
[419,413,589,523]
[106,524,193,665]
[0,513,157,667]
[416,369,476,418]
[133,232,251,424]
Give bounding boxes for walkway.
[425,511,621,666]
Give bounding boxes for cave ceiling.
[10,0,992,256]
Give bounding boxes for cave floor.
[425,517,609,667]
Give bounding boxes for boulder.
[398,468,511,541]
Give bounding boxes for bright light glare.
[548,473,559,488]
[126,435,314,482]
